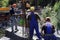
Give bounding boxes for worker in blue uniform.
[41,17,57,40]
[27,6,41,40]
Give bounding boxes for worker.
[41,17,57,40]
[10,3,18,32]
[27,6,41,40]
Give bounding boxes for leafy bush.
[41,5,57,27]
[53,1,60,29]
[41,1,60,29]
[53,1,60,12]
[0,0,9,7]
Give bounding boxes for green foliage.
[30,0,33,4]
[41,5,57,27]
[41,6,52,18]
[53,1,60,12]
[38,0,43,5]
[19,18,24,26]
[53,1,60,29]
[0,0,9,7]
[30,0,43,6]
[41,1,60,29]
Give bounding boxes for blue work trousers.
[29,22,41,40]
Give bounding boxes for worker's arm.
[52,25,55,33]
[41,24,46,36]
[41,25,45,32]
[35,14,41,21]
[27,15,30,20]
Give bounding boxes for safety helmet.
[30,6,35,11]
[46,17,51,22]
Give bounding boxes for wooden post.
[21,0,26,36]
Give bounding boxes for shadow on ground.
[5,30,28,40]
